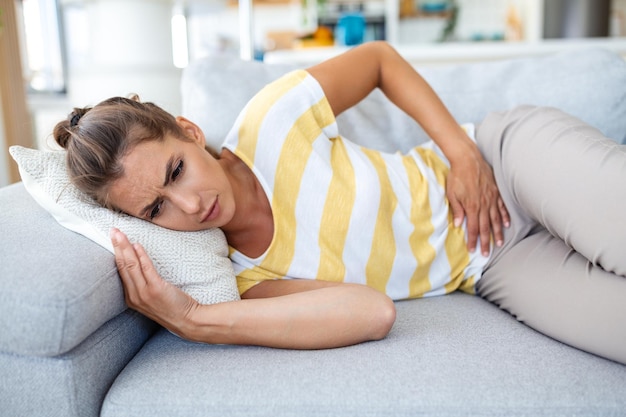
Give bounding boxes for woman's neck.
[218,149,274,258]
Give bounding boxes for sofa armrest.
[0,182,129,356]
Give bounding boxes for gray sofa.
[1,47,626,417]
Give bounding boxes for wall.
[396,0,529,43]
[187,1,304,59]
[614,0,626,36]
[63,0,182,115]
[32,0,184,151]
[0,0,34,183]
[0,89,8,187]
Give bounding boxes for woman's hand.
[446,146,509,256]
[110,228,199,337]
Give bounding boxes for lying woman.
[54,41,626,363]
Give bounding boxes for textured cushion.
[9,146,239,306]
[101,293,626,417]
[182,47,626,153]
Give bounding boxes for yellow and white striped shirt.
[223,70,490,300]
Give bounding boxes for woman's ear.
[175,116,206,147]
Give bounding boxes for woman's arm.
[111,228,395,349]
[307,41,509,255]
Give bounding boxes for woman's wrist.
[177,301,241,344]
[440,133,481,166]
[167,300,206,341]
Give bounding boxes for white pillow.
[9,145,240,305]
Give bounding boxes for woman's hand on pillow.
[111,228,199,337]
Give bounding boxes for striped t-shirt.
[222,70,490,300]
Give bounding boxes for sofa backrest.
[182,47,626,153]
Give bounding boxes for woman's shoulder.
[222,68,338,159]
[234,69,333,132]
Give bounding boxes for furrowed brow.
[140,155,175,217]
[163,155,175,187]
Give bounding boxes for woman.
[54,42,626,363]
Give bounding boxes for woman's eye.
[149,202,162,219]
[172,160,184,180]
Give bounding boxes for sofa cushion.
[9,146,239,307]
[0,310,157,417]
[182,47,626,154]
[101,293,626,417]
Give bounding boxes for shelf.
[399,0,453,19]
[263,37,626,67]
[400,10,453,19]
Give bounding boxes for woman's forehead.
[109,140,172,215]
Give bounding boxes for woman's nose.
[170,190,201,214]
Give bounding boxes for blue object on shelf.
[335,13,366,46]
[421,1,448,13]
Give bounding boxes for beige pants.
[475,106,626,364]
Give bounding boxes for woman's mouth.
[202,198,219,223]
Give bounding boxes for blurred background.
[1,0,625,186]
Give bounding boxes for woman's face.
[107,127,235,232]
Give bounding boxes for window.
[20,0,66,94]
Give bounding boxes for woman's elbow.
[369,294,396,341]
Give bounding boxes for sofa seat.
[101,293,626,417]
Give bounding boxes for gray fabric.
[182,47,626,155]
[418,48,626,146]
[474,106,626,364]
[181,56,295,150]
[102,294,626,417]
[0,310,157,417]
[0,183,127,356]
[338,47,626,151]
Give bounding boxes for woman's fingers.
[478,176,509,256]
[111,228,163,311]
[489,195,510,249]
[463,197,479,253]
[111,228,144,298]
[132,241,160,286]
[447,161,509,257]
[478,202,492,256]
[489,201,503,248]
[110,228,199,332]
[448,192,466,229]
[498,196,511,230]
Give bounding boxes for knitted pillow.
[9,146,240,305]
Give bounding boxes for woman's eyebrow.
[162,155,175,187]
[140,155,175,216]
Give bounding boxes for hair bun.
[69,107,90,127]
[70,113,81,127]
[53,107,91,149]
